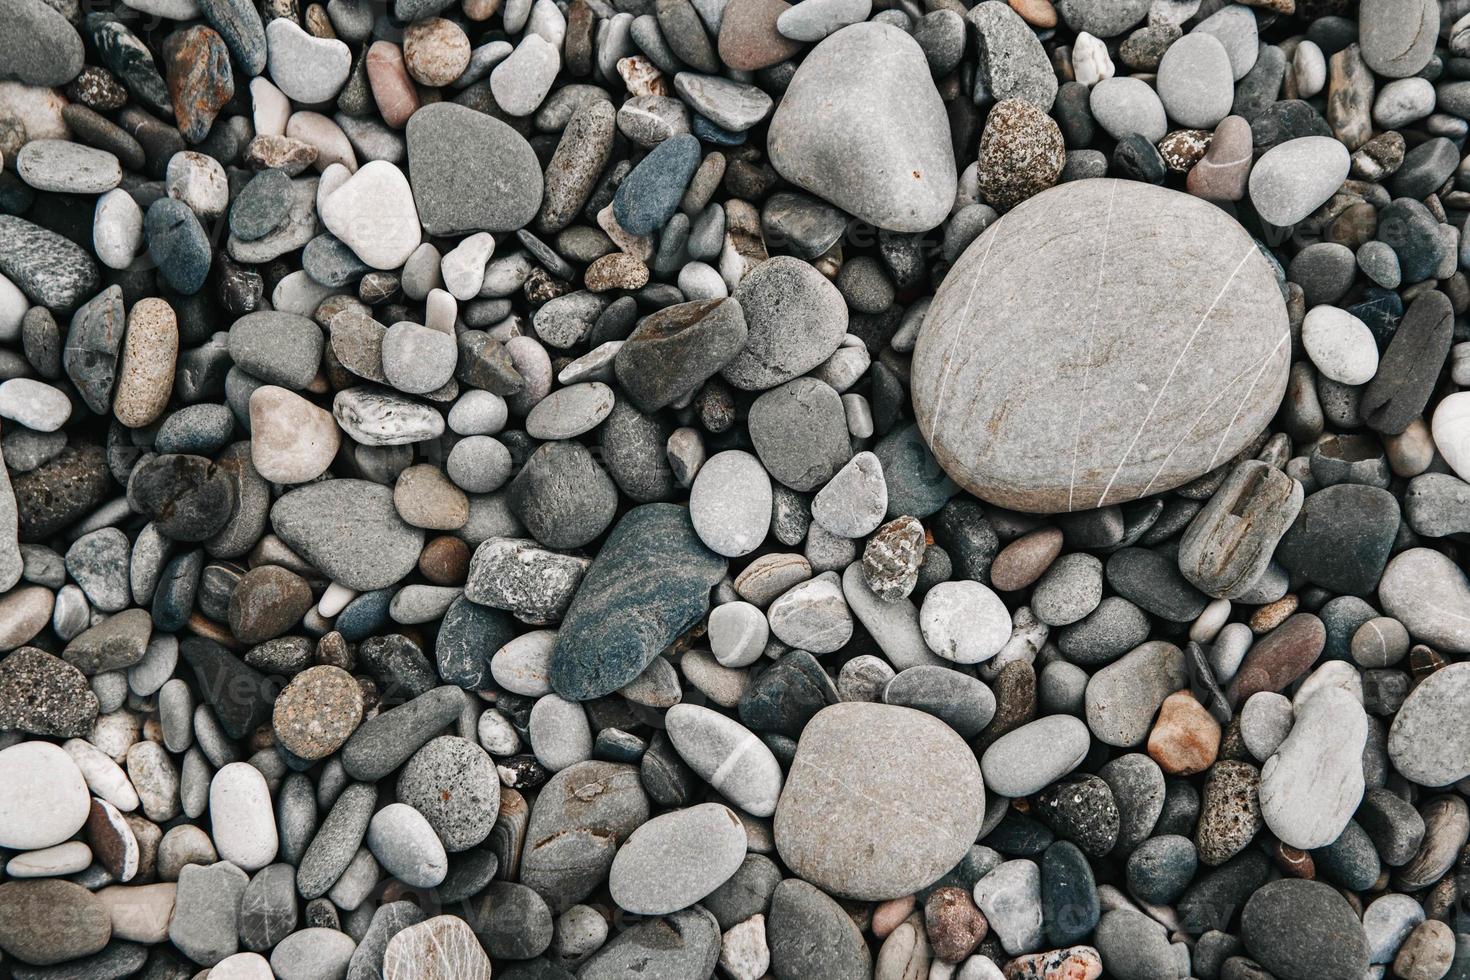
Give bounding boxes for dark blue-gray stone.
[180,635,276,739]
[1274,484,1399,596]
[737,649,840,739]
[336,588,395,641]
[873,423,959,519]
[1177,849,1270,935]
[0,215,101,312]
[1126,834,1198,905]
[984,810,1055,856]
[84,14,173,118]
[62,284,126,413]
[1311,819,1380,891]
[145,198,212,295]
[303,234,371,288]
[612,133,702,235]
[1240,879,1370,980]
[436,595,516,690]
[198,0,267,76]
[152,548,204,632]
[0,0,84,87]
[155,404,237,455]
[1042,840,1099,946]
[550,503,725,700]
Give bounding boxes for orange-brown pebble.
[1147,691,1221,776]
[1002,944,1103,980]
[924,885,988,962]
[420,535,470,585]
[463,0,502,19]
[616,55,668,97]
[718,0,804,70]
[1249,594,1298,633]
[1008,0,1057,28]
[871,894,915,939]
[989,526,1064,591]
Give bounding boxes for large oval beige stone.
[912,178,1289,513]
[773,702,984,900]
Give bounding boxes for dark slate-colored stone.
[738,650,841,739]
[1274,484,1400,596]
[1041,840,1100,946]
[613,134,703,235]
[436,595,516,690]
[179,635,276,739]
[1360,289,1453,435]
[1106,547,1208,622]
[550,504,726,701]
[1240,879,1370,980]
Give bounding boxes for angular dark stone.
[738,650,841,739]
[180,635,276,739]
[13,443,111,541]
[63,284,126,414]
[550,504,726,701]
[128,453,237,542]
[1360,289,1453,435]
[613,299,748,412]
[0,215,102,313]
[1274,484,1399,596]
[436,595,516,690]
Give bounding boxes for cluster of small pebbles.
[4,0,1470,975]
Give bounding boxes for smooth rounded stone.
[272,665,362,761]
[228,311,324,391]
[1093,908,1176,980]
[913,179,1288,513]
[0,740,90,850]
[1056,0,1147,36]
[1030,553,1103,627]
[1089,77,1166,143]
[1434,390,1470,484]
[608,802,747,915]
[249,386,339,485]
[367,802,448,888]
[1360,0,1437,78]
[1378,548,1470,655]
[265,18,349,103]
[236,864,297,952]
[381,321,456,394]
[0,379,65,435]
[767,878,871,979]
[522,764,649,913]
[1302,306,1377,385]
[775,702,984,900]
[666,703,783,815]
[0,879,111,966]
[269,928,356,980]
[612,134,701,236]
[981,714,1090,797]
[0,215,99,314]
[209,762,279,872]
[777,0,869,40]
[169,860,249,965]
[1084,640,1187,747]
[1241,879,1369,980]
[1157,32,1233,128]
[397,736,499,852]
[528,693,593,771]
[444,437,512,496]
[767,572,852,653]
[1239,691,1293,761]
[16,139,119,195]
[971,859,1042,955]
[1248,137,1351,227]
[767,22,956,232]
[975,99,1065,212]
[270,480,424,591]
[63,529,128,613]
[918,580,1010,664]
[1258,687,1366,849]
[1387,661,1470,787]
[143,197,210,295]
[0,0,83,87]
[382,916,492,980]
[487,33,557,117]
[811,451,886,539]
[1126,833,1197,905]
[748,377,851,492]
[523,383,613,441]
[884,666,996,738]
[320,161,422,271]
[407,103,543,234]
[577,906,719,980]
[505,442,617,551]
[465,880,551,961]
[722,255,847,391]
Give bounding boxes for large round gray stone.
[766,22,955,233]
[912,178,1289,514]
[773,702,984,900]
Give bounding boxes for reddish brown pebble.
[1227,613,1325,705]
[1008,0,1057,28]
[228,565,314,645]
[420,535,470,585]
[924,885,988,962]
[718,0,804,70]
[990,526,1064,591]
[1159,129,1212,172]
[162,26,234,145]
[1273,841,1315,879]
[85,797,139,881]
[871,894,915,939]
[367,42,420,129]
[1147,691,1222,776]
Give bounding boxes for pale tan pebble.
[0,584,54,651]
[1385,417,1435,477]
[872,895,917,938]
[617,55,668,97]
[584,252,650,291]
[95,882,177,942]
[597,203,653,261]
[250,76,291,136]
[114,297,178,428]
[305,2,336,36]
[463,0,502,19]
[286,111,358,173]
[403,18,472,87]
[249,385,341,484]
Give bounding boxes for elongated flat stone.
[912,179,1289,514]
[1178,460,1302,599]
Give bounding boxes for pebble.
[919,580,1010,664]
[981,714,1090,797]
[1386,661,1470,787]
[609,801,747,913]
[0,740,91,849]
[1248,136,1351,226]
[209,762,278,871]
[320,161,421,270]
[775,703,984,899]
[1157,33,1234,128]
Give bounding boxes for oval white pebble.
[1301,304,1378,385]
[0,741,92,850]
[209,762,280,871]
